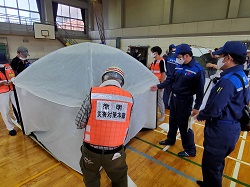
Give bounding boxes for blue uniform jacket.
[197,65,250,121]
[166,52,179,78]
[158,58,205,110]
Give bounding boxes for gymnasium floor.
[0,110,250,187]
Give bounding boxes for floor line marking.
[15,162,61,187]
[230,131,247,187]
[154,128,250,167]
[127,146,197,183]
[135,137,250,186]
[163,133,181,151]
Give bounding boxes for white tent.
[13,42,158,172]
[191,46,210,57]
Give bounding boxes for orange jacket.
[0,64,15,93]
[84,85,133,147]
[150,57,164,80]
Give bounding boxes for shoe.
[196,180,204,187]
[158,115,165,122]
[159,139,174,145]
[9,129,17,136]
[178,151,196,157]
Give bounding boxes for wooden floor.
[0,110,250,187]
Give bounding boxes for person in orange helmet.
[76,67,133,187]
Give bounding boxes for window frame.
[0,0,40,25]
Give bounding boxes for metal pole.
[13,85,25,134]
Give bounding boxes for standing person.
[126,48,132,56]
[132,48,141,61]
[10,46,30,122]
[162,50,169,61]
[10,46,30,75]
[243,51,250,76]
[76,67,133,187]
[196,41,249,187]
[0,53,17,136]
[163,44,178,109]
[149,46,166,122]
[150,44,205,157]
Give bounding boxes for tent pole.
[13,86,25,135]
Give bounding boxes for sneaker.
[178,151,195,157]
[158,115,165,122]
[159,139,174,145]
[9,129,17,136]
[196,180,204,187]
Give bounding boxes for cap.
[169,44,175,49]
[0,52,8,64]
[17,46,29,57]
[173,44,192,58]
[102,66,124,86]
[212,41,247,57]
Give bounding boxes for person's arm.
[0,81,10,86]
[206,62,217,69]
[150,61,174,91]
[194,70,205,110]
[75,94,91,129]
[197,79,234,121]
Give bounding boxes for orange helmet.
[102,66,124,86]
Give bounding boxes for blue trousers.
[202,120,240,187]
[167,94,196,155]
[163,84,172,109]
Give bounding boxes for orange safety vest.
[150,57,164,80]
[84,85,133,147]
[0,64,15,94]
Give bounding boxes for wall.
[124,0,167,28]
[89,0,250,66]
[172,0,229,23]
[90,17,250,40]
[102,0,120,29]
[92,32,250,66]
[0,35,64,60]
[238,0,250,18]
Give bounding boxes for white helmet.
[102,66,124,86]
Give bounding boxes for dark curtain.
[81,9,86,34]
[52,1,58,31]
[36,0,42,22]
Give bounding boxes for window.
[5,0,17,8]
[0,0,4,6]
[18,0,29,10]
[61,4,69,17]
[57,4,84,31]
[0,7,5,22]
[0,0,40,25]
[6,8,19,23]
[27,0,38,12]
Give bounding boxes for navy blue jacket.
[197,65,250,121]
[158,58,205,110]
[165,52,178,78]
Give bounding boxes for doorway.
[128,46,149,66]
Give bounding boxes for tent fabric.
[13,42,158,172]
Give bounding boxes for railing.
[56,23,78,46]
[0,13,40,26]
[56,16,85,32]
